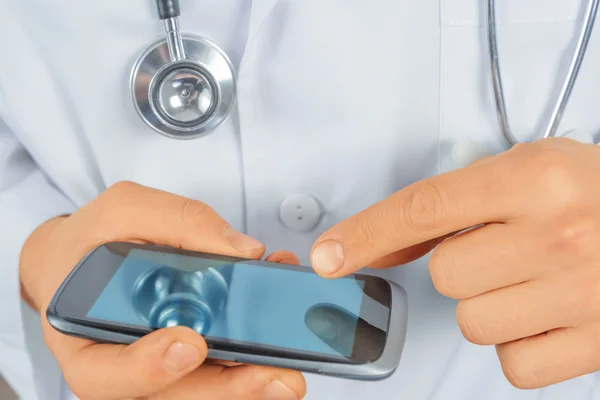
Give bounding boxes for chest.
[0,0,598,201]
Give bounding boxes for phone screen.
[55,243,392,364]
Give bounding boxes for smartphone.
[47,242,408,380]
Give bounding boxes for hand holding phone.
[20,181,306,400]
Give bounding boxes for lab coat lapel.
[246,0,281,45]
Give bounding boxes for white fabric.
[1,0,600,399]
[0,121,76,400]
[561,128,596,144]
[447,129,596,172]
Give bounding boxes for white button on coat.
[279,194,322,232]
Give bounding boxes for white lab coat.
[1,0,600,399]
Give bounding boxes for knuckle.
[178,199,226,241]
[180,198,216,226]
[99,180,144,210]
[402,180,450,233]
[501,361,535,389]
[428,246,460,298]
[547,214,600,262]
[498,348,542,390]
[456,301,487,345]
[508,141,532,153]
[527,147,580,204]
[84,181,144,240]
[104,180,140,199]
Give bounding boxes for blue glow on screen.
[86,249,365,358]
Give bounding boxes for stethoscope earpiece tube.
[156,0,181,20]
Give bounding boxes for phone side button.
[304,368,323,374]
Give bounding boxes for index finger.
[310,156,520,278]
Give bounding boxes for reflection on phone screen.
[85,247,388,362]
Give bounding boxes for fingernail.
[225,228,264,252]
[312,240,345,275]
[163,342,200,373]
[263,381,298,400]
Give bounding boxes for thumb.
[64,327,207,399]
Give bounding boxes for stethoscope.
[131,0,236,139]
[486,0,599,147]
[449,0,599,169]
[131,0,599,146]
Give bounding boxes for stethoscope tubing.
[486,0,599,146]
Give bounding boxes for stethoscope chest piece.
[131,37,235,139]
[131,2,236,139]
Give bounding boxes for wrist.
[19,215,68,312]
